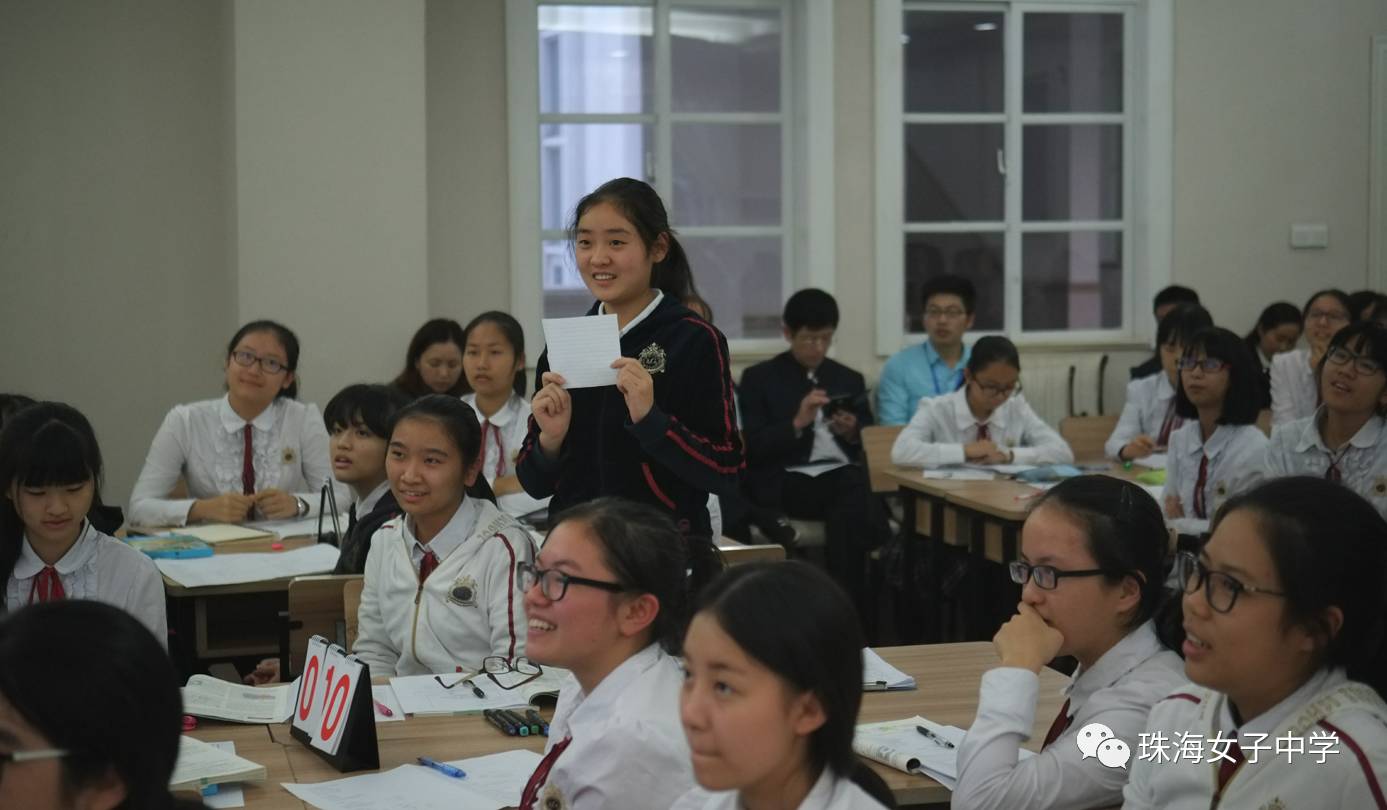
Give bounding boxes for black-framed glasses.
[972,379,1022,399]
[516,562,625,602]
[924,306,968,320]
[483,656,544,690]
[1175,551,1287,614]
[230,349,288,375]
[1008,561,1109,590]
[1177,357,1229,373]
[1326,346,1384,376]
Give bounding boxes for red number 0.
[297,655,320,722]
[319,673,351,741]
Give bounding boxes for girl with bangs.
[1269,289,1353,426]
[0,402,165,641]
[1162,327,1268,532]
[1264,322,1387,519]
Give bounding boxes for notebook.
[169,735,267,792]
[862,648,916,691]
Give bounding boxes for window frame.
[506,0,837,356]
[873,0,1173,355]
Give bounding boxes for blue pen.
[418,756,466,779]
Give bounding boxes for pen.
[526,708,550,736]
[373,699,394,718]
[464,678,487,699]
[916,725,956,749]
[515,710,542,736]
[863,680,888,692]
[417,756,466,779]
[485,709,517,736]
[501,709,530,736]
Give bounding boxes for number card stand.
[290,635,379,772]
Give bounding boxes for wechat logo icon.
[1076,722,1132,769]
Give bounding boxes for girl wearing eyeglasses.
[1264,322,1387,520]
[353,395,534,677]
[953,476,1184,810]
[1106,304,1214,461]
[516,497,721,810]
[1162,327,1268,532]
[890,336,1074,468]
[1124,477,1387,808]
[1270,289,1354,426]
[128,319,341,527]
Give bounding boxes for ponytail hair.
[569,178,700,303]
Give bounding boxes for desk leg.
[896,487,923,643]
[968,510,988,641]
[928,494,948,644]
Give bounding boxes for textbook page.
[854,716,1036,790]
[182,675,297,723]
[204,743,246,809]
[541,314,621,388]
[282,765,501,810]
[169,736,266,792]
[861,648,916,690]
[156,544,339,588]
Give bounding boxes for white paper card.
[541,314,621,388]
[156,544,339,588]
[861,648,916,690]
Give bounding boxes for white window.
[507,0,835,352]
[874,0,1173,353]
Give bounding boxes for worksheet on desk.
[282,765,500,810]
[156,544,340,587]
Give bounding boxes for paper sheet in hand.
[159,523,271,544]
[282,765,502,810]
[156,544,339,588]
[442,749,544,807]
[541,314,621,388]
[170,736,266,792]
[182,674,297,723]
[862,648,916,691]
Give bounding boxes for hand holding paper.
[541,315,621,389]
[611,357,655,423]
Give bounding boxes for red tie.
[419,549,440,583]
[1192,455,1210,519]
[1214,740,1245,799]
[1157,401,1181,446]
[1041,698,1072,749]
[481,420,505,478]
[519,736,573,809]
[1325,450,1346,483]
[976,423,990,441]
[28,566,66,604]
[241,424,255,495]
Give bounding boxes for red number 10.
[297,655,320,722]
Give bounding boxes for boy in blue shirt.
[877,274,976,425]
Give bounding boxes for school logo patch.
[1375,476,1387,496]
[540,783,568,810]
[1215,481,1228,498]
[281,447,297,465]
[448,575,479,607]
[638,342,667,374]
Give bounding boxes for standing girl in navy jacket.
[516,178,744,536]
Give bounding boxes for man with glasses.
[878,274,978,426]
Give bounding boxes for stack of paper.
[862,648,916,691]
[170,736,266,792]
[182,675,297,724]
[282,749,543,810]
[156,544,340,588]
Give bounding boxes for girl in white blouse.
[516,498,720,810]
[1163,327,1268,528]
[1106,304,1212,461]
[1264,322,1387,519]
[128,320,338,527]
[0,402,165,642]
[461,311,549,518]
[1269,289,1352,426]
[954,476,1184,810]
[1124,478,1387,809]
[673,561,892,810]
[891,336,1073,469]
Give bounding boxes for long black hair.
[463,311,528,398]
[569,178,701,303]
[1243,302,1301,355]
[227,319,301,399]
[1173,327,1261,425]
[393,319,470,398]
[0,601,194,810]
[388,395,496,504]
[548,497,722,655]
[0,402,105,594]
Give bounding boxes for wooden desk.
[221,642,1065,809]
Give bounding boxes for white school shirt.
[1269,348,1318,426]
[128,396,342,527]
[1264,410,1387,520]
[529,643,694,810]
[5,522,167,644]
[954,620,1185,810]
[463,392,553,520]
[1105,373,1180,459]
[1162,422,1267,521]
[672,767,888,810]
[1122,669,1387,810]
[352,497,534,676]
[890,388,1074,469]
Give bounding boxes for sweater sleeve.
[626,319,745,497]
[128,406,197,527]
[890,399,966,468]
[351,530,401,675]
[483,529,530,663]
[515,350,561,498]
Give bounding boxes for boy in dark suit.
[739,289,884,617]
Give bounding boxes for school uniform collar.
[1154,372,1176,401]
[357,480,392,517]
[1217,667,1344,737]
[950,387,1009,432]
[1179,423,1238,461]
[218,395,277,434]
[600,290,665,337]
[1295,407,1385,453]
[13,521,97,579]
[1064,620,1165,707]
[466,392,524,429]
[564,643,665,731]
[404,496,480,563]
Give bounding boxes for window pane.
[905,125,1004,222]
[681,236,782,339]
[1023,125,1122,221]
[541,124,651,231]
[541,239,593,318]
[904,233,1003,332]
[672,124,781,227]
[539,6,653,114]
[671,8,780,113]
[903,11,1004,113]
[1021,232,1122,330]
[1023,13,1123,113]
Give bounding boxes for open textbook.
[854,715,1035,790]
[170,736,266,793]
[182,675,297,723]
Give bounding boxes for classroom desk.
[220,642,1066,809]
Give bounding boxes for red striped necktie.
[419,549,440,583]
[481,420,506,478]
[1041,698,1073,749]
[1192,455,1210,519]
[1325,448,1348,482]
[976,423,990,441]
[28,566,66,604]
[1157,401,1181,446]
[519,736,573,809]
[242,424,255,495]
[1213,740,1245,801]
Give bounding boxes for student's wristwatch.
[295,496,309,518]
